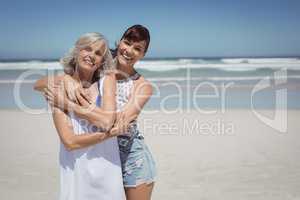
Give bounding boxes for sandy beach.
[1,0,299,199]
[1,109,300,200]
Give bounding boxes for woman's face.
[77,40,106,74]
[117,39,146,67]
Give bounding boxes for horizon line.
[0,54,300,61]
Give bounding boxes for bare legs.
[125,183,154,200]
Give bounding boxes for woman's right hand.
[43,81,69,110]
[108,112,137,137]
[63,74,80,104]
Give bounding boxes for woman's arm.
[52,107,112,151]
[75,75,152,132]
[33,75,64,91]
[68,73,117,131]
[107,76,152,135]
[64,75,152,136]
[121,76,153,119]
[39,73,117,131]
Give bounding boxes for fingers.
[44,86,60,108]
[43,87,54,100]
[61,75,92,105]
[79,88,92,104]
[65,83,79,104]
[43,91,55,107]
[75,89,89,107]
[116,112,128,134]
[75,89,96,114]
[109,127,117,136]
[67,89,78,104]
[109,112,127,137]
[82,89,92,103]
[44,82,60,98]
[63,75,80,104]
[115,112,124,124]
[127,114,138,123]
[44,82,67,109]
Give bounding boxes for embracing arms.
[67,74,117,131]
[34,73,153,136]
[62,75,153,128]
[34,73,128,151]
[34,74,116,131]
[120,76,153,121]
[51,105,127,151]
[34,74,64,92]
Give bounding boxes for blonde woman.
[34,33,126,200]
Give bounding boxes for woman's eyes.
[123,40,144,52]
[82,47,103,56]
[84,47,92,52]
[134,47,142,52]
[124,40,130,45]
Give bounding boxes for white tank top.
[59,76,125,200]
[99,73,142,137]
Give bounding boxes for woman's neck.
[72,69,93,88]
[116,62,136,80]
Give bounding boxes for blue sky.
[1,0,300,59]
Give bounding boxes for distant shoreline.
[1,55,300,62]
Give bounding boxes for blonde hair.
[60,32,114,82]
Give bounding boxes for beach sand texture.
[1,109,300,200]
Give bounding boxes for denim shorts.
[117,133,157,187]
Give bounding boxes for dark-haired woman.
[110,24,157,200]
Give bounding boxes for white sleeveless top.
[115,73,141,137]
[59,77,125,200]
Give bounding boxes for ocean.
[0,57,300,110]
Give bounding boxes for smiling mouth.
[121,53,133,61]
[83,57,94,66]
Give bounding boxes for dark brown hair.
[121,24,150,53]
[111,24,150,57]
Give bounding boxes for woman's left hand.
[43,81,69,110]
[75,87,93,108]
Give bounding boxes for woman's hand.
[43,81,70,110]
[64,74,93,106]
[108,112,137,137]
[75,87,93,107]
[63,75,80,104]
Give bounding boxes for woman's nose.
[89,53,95,62]
[126,46,134,56]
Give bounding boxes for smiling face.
[116,39,146,67]
[76,40,106,74]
